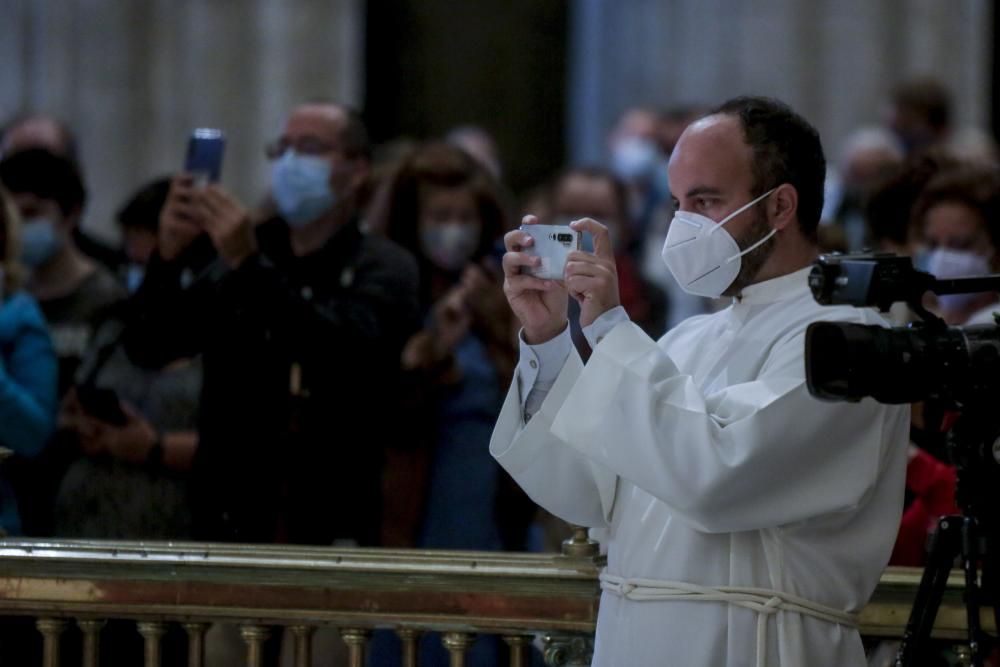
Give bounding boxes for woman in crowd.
[881,164,1000,568]
[376,142,526,552]
[370,142,527,667]
[0,187,58,536]
[915,165,1000,325]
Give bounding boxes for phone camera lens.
[557,233,572,242]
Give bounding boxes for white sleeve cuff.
[517,323,572,416]
[582,306,630,349]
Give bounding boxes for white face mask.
[420,222,480,272]
[611,136,662,182]
[660,188,776,298]
[926,247,992,313]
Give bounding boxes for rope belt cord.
[599,573,857,667]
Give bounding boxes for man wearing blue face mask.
[493,97,908,666]
[125,103,421,548]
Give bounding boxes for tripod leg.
[983,530,1000,659]
[961,516,984,667]
[896,515,963,667]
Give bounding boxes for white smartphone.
[520,224,581,280]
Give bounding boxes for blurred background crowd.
[0,1,998,665]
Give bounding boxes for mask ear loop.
[725,227,777,264]
[706,188,777,237]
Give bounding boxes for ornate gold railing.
[0,534,989,666]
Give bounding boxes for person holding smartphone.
[492,97,909,667]
[124,103,420,547]
[366,141,523,667]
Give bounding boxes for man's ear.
[770,183,798,231]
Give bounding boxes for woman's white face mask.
[660,188,776,298]
[926,247,993,314]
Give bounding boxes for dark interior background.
[365,0,569,196]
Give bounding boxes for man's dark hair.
[0,148,87,216]
[299,100,371,162]
[709,96,826,240]
[892,78,952,132]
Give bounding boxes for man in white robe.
[491,96,909,666]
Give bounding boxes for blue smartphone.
[185,128,225,184]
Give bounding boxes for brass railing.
[0,535,989,666]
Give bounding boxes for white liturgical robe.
[490,267,909,666]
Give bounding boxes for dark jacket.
[124,218,420,545]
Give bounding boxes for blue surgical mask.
[270,151,336,228]
[124,263,146,294]
[20,216,64,268]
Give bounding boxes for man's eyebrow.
[685,186,724,198]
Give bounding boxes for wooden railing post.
[504,634,533,667]
[78,619,105,667]
[442,632,475,667]
[240,625,270,667]
[36,618,67,667]
[290,625,314,667]
[397,628,420,667]
[183,622,208,667]
[137,621,167,667]
[340,628,371,667]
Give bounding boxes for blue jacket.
[0,291,58,535]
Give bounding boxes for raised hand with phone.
[158,130,258,268]
[501,215,570,344]
[502,215,621,340]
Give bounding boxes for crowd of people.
[0,76,995,664]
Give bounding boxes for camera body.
[808,252,932,312]
[520,224,581,280]
[805,252,1000,405]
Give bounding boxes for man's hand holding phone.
[159,127,256,268]
[565,218,620,328]
[197,185,257,268]
[501,215,568,344]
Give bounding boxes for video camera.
[804,252,1000,406]
[806,252,1000,666]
